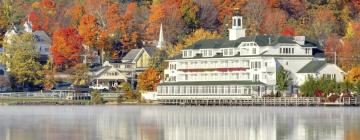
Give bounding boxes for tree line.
[2,0,360,91]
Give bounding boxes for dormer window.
[252,48,257,54]
[224,49,228,56]
[183,50,193,58]
[201,49,213,57]
[223,49,234,56]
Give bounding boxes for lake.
[0,106,359,140]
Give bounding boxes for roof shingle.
[297,61,327,73]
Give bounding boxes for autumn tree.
[345,66,360,84]
[146,1,185,43]
[51,28,83,69]
[43,59,55,90]
[0,0,15,34]
[260,8,287,34]
[194,0,219,30]
[167,28,221,57]
[179,0,200,30]
[309,7,337,41]
[78,14,99,47]
[243,0,267,35]
[138,68,161,91]
[324,35,341,64]
[29,0,57,33]
[338,21,360,71]
[67,4,85,27]
[281,26,296,36]
[0,33,44,87]
[212,0,246,24]
[70,63,89,86]
[150,49,168,72]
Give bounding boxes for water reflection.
[0,106,359,140]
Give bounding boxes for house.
[156,13,345,100]
[4,20,51,63]
[90,62,128,90]
[90,47,157,90]
[296,61,345,85]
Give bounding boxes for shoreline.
[0,99,359,107]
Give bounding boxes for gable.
[95,67,127,80]
[318,64,345,75]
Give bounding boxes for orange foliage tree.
[29,0,57,33]
[146,0,185,43]
[67,5,85,27]
[211,0,246,24]
[50,28,83,69]
[138,68,161,91]
[78,14,99,47]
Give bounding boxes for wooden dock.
[159,97,360,106]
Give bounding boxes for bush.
[91,90,103,104]
[327,94,340,102]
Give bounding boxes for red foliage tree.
[29,0,59,34]
[281,26,296,36]
[50,28,83,68]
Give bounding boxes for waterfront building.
[90,47,156,89]
[157,14,345,99]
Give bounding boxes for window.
[280,48,294,54]
[183,51,188,57]
[203,50,207,56]
[251,61,261,69]
[170,76,176,82]
[208,50,213,56]
[229,49,233,56]
[183,50,192,57]
[170,64,176,70]
[223,49,228,56]
[252,48,256,54]
[238,18,241,27]
[305,48,310,54]
[0,69,4,75]
[233,19,236,26]
[253,74,259,82]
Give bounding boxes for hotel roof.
[184,35,319,50]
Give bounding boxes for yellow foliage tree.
[167,28,221,57]
[138,68,161,91]
[345,66,360,84]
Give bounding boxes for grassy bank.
[0,98,91,105]
[0,98,158,105]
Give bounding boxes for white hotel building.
[156,15,345,100]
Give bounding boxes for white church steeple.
[24,17,32,33]
[228,9,246,41]
[156,23,164,49]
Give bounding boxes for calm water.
[0,106,359,140]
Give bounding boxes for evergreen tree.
[276,66,291,93]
